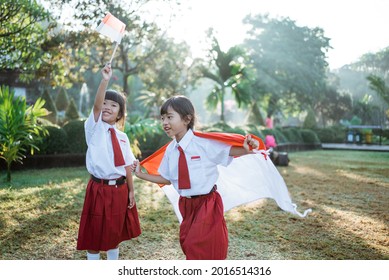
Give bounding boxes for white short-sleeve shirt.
[84,111,135,179]
[158,129,232,196]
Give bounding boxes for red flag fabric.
[140,131,265,179]
[96,12,126,43]
[139,131,311,222]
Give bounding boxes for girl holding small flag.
[131,95,259,260]
[77,63,141,260]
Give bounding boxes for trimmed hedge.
[63,120,87,154]
[37,126,70,154]
[281,127,304,143]
[35,120,324,155]
[203,122,247,135]
[262,128,289,144]
[300,129,321,144]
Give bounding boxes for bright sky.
[147,0,389,70]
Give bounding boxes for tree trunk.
[220,87,225,122]
[7,161,11,182]
[247,102,265,126]
[123,74,129,96]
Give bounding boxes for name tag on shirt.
[191,156,201,161]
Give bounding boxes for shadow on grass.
[0,168,88,260]
[1,151,388,260]
[0,167,89,190]
[229,151,389,260]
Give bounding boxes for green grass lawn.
[0,150,388,260]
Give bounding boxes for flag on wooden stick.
[96,12,126,43]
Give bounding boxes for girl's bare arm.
[131,160,171,185]
[93,64,112,122]
[229,134,259,157]
[125,166,136,208]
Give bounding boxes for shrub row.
[202,122,321,146]
[37,120,87,155]
[42,119,379,155]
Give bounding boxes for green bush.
[65,98,80,122]
[203,122,247,135]
[300,129,321,144]
[315,128,336,143]
[281,127,304,143]
[63,120,87,153]
[303,109,317,129]
[315,126,347,143]
[138,130,170,152]
[41,89,57,124]
[245,124,265,140]
[55,88,69,111]
[332,126,347,143]
[37,126,70,154]
[261,128,288,144]
[125,115,166,157]
[0,85,48,181]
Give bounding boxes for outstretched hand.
[243,134,259,152]
[130,160,141,174]
[101,63,112,81]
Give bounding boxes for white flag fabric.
[96,12,126,43]
[162,150,312,223]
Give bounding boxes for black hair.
[160,95,196,130]
[105,89,126,128]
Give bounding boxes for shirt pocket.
[187,157,206,186]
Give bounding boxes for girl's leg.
[87,250,100,260]
[107,247,119,260]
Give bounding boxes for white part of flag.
[162,151,312,224]
[96,12,126,43]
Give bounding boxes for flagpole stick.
[108,42,119,65]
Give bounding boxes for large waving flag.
[96,12,126,43]
[140,132,312,223]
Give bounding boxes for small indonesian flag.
[96,12,126,43]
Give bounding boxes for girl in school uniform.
[77,64,141,260]
[131,95,259,260]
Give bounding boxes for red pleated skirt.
[179,191,228,260]
[77,178,141,251]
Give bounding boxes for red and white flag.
[140,132,312,223]
[96,12,126,43]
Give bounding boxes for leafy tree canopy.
[0,0,66,84]
[45,0,191,105]
[243,14,331,112]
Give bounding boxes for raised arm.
[93,63,112,122]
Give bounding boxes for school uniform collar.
[175,129,194,151]
[102,121,118,132]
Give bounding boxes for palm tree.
[367,74,389,122]
[0,86,48,182]
[367,74,389,104]
[199,31,253,122]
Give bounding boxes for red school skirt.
[77,178,141,251]
[179,190,228,260]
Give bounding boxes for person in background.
[265,113,273,129]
